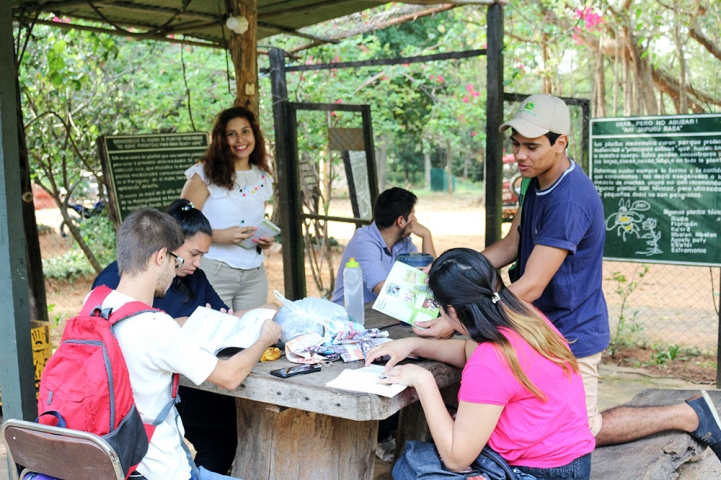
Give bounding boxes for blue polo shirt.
[518,161,609,358]
[331,222,417,305]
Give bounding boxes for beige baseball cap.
[499,94,570,137]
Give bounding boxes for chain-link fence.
[602,261,719,353]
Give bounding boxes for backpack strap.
[108,301,158,326]
[515,176,532,236]
[79,286,114,317]
[508,177,533,283]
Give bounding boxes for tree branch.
[690,25,721,62]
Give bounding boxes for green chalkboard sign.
[590,114,721,266]
[98,133,208,223]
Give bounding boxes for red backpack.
[37,286,179,478]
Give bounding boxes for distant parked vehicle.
[502,154,521,222]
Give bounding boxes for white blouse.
[184,163,274,269]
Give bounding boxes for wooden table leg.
[232,398,378,480]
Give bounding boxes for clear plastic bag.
[273,291,360,345]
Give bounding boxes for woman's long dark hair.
[428,248,578,400]
[168,199,212,303]
[200,107,269,189]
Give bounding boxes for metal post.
[717,268,721,387]
[269,48,305,299]
[484,3,504,247]
[0,0,37,422]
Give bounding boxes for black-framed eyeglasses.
[169,252,184,269]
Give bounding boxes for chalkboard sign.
[590,114,721,266]
[98,133,208,223]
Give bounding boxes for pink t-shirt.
[458,325,595,468]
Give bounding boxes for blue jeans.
[514,453,592,480]
[190,466,238,480]
[393,440,591,480]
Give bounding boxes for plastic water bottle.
[343,257,365,325]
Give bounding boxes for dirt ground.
[37,190,720,380]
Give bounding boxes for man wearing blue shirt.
[417,94,721,458]
[331,187,436,305]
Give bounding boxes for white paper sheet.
[181,306,276,355]
[326,365,407,398]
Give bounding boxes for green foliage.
[42,214,116,279]
[47,303,69,327]
[43,249,97,280]
[608,265,650,356]
[650,344,680,365]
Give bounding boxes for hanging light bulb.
[226,15,249,34]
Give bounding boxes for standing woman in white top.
[181,107,275,311]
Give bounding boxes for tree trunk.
[445,139,452,195]
[229,0,259,115]
[542,32,551,94]
[622,31,631,116]
[613,33,619,117]
[424,148,431,190]
[594,34,606,117]
[377,134,387,192]
[674,13,687,114]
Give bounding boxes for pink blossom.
[471,131,477,137]
[463,96,469,103]
[575,8,603,31]
[429,74,435,80]
[466,84,474,92]
[402,63,410,67]
[335,99,343,104]
[472,91,480,97]
[437,75,445,84]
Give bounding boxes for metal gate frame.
[284,101,379,299]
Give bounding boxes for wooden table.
[181,306,461,480]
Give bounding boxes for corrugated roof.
[10,0,460,46]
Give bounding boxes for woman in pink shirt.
[366,248,594,480]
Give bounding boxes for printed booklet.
[239,218,281,249]
[181,306,276,356]
[372,260,440,327]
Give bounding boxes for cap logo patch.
[524,102,535,111]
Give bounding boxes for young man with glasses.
[93,208,281,480]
